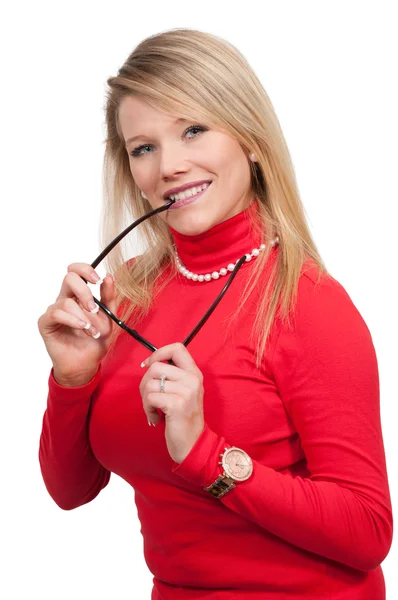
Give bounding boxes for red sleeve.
[38,366,111,510]
[172,271,393,571]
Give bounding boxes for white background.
[1,1,397,598]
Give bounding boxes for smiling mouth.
[168,182,212,210]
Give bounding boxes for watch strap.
[204,474,236,498]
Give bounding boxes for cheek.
[129,161,152,189]
[216,154,251,189]
[206,139,248,179]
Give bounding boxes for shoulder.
[296,261,367,326]
[298,261,352,305]
[275,260,375,355]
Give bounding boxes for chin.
[174,224,211,236]
[169,214,216,236]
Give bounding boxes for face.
[119,96,256,236]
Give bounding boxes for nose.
[159,144,189,180]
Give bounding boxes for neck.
[168,201,263,274]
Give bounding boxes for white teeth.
[169,182,210,202]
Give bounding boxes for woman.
[37,28,393,599]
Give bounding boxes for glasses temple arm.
[93,297,158,353]
[182,255,246,347]
[90,199,175,269]
[81,200,175,353]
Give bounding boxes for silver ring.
[159,375,166,393]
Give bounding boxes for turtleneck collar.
[168,200,263,273]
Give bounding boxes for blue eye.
[185,125,207,138]
[130,144,153,158]
[130,125,208,158]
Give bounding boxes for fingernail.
[91,272,101,283]
[88,300,99,313]
[147,418,153,427]
[78,320,91,329]
[140,361,147,368]
[90,327,101,339]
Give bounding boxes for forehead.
[119,96,183,132]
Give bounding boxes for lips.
[168,182,211,210]
[163,180,212,200]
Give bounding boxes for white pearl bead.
[174,240,267,282]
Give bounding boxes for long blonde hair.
[102,28,328,368]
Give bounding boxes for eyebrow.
[124,117,188,147]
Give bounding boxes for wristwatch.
[204,446,253,498]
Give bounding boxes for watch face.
[223,448,253,482]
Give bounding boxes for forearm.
[39,367,110,510]
[221,451,393,571]
[172,424,393,571]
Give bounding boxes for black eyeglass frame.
[84,199,247,354]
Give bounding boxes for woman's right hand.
[37,263,119,387]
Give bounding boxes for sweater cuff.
[48,365,102,403]
[171,423,226,487]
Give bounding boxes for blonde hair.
[102,28,328,368]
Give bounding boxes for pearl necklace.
[174,236,279,282]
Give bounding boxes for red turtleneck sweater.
[39,203,392,599]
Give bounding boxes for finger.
[141,361,183,383]
[141,342,199,373]
[57,271,100,315]
[139,362,187,398]
[143,377,187,396]
[75,275,117,334]
[41,306,100,338]
[143,392,178,425]
[99,273,119,315]
[68,263,103,284]
[54,297,101,338]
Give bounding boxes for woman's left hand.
[139,342,205,464]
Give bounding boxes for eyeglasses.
[84,199,247,354]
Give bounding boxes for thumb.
[99,273,119,315]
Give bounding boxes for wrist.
[52,366,99,388]
[204,446,253,499]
